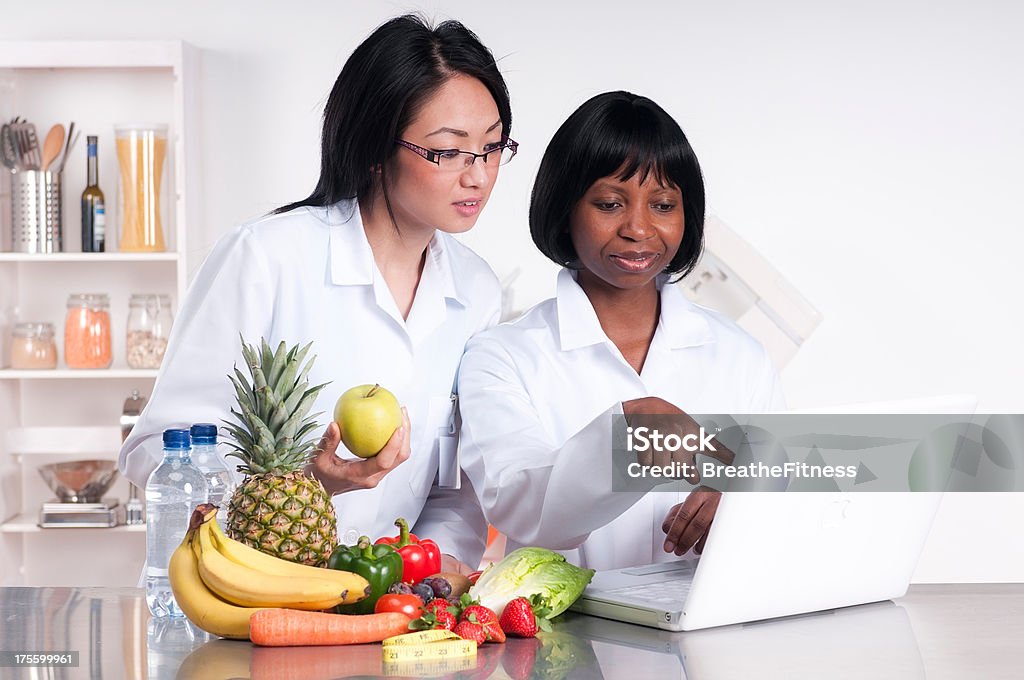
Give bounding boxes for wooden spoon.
[41,123,65,171]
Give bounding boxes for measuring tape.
[381,630,477,665]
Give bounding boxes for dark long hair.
[276,14,511,219]
[530,91,705,278]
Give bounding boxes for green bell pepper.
[328,535,404,615]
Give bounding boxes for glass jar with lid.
[126,294,173,369]
[115,124,168,252]
[9,322,58,369]
[64,293,113,369]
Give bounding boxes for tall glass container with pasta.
[115,124,168,252]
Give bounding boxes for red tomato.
[467,571,483,584]
[373,593,424,619]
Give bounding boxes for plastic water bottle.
[189,423,235,529]
[146,429,208,618]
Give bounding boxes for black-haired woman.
[121,15,518,572]
[458,91,783,571]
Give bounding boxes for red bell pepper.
[375,517,441,584]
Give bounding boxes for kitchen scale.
[36,459,123,529]
[39,498,121,528]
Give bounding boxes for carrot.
[248,609,412,647]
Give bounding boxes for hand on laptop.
[623,397,735,485]
[662,486,721,556]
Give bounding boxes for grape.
[388,582,414,595]
[411,582,435,603]
[421,576,453,599]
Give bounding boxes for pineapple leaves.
[265,339,289,392]
[276,384,329,453]
[274,341,312,402]
[225,337,332,475]
[222,414,254,449]
[258,337,275,375]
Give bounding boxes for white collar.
[555,268,716,352]
[327,201,466,307]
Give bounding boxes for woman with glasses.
[457,91,784,571]
[120,15,517,572]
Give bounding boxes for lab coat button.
[342,528,359,544]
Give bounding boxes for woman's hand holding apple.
[335,384,404,458]
[305,407,411,496]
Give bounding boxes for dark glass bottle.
[81,135,106,252]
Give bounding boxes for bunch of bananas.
[169,504,370,639]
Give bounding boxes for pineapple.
[222,336,338,566]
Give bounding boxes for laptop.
[569,394,977,632]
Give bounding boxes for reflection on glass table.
[565,601,923,680]
[2,586,1019,680]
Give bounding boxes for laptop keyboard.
[604,578,692,606]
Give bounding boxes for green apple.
[334,384,402,458]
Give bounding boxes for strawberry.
[483,619,506,643]
[410,597,457,632]
[409,609,457,631]
[453,620,487,646]
[499,595,553,638]
[461,604,505,643]
[499,597,538,637]
[432,609,457,631]
[461,604,497,625]
[452,592,476,618]
[424,598,454,617]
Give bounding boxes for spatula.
[41,123,66,172]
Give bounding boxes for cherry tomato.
[467,570,483,584]
[374,593,424,618]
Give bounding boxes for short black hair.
[530,91,705,277]
[277,14,511,216]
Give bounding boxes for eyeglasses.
[395,138,519,171]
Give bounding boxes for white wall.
[3,0,1021,581]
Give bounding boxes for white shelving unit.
[0,253,180,262]
[1,514,146,533]
[0,40,201,587]
[0,369,159,380]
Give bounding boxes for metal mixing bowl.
[37,460,119,503]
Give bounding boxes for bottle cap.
[162,428,191,450]
[189,423,218,445]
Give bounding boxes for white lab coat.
[458,268,785,571]
[119,200,500,565]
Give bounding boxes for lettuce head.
[468,547,595,618]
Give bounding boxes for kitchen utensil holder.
[11,169,62,253]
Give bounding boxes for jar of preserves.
[126,294,173,369]
[10,322,58,369]
[65,294,112,369]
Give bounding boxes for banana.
[167,529,263,640]
[195,518,369,609]
[207,515,352,585]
